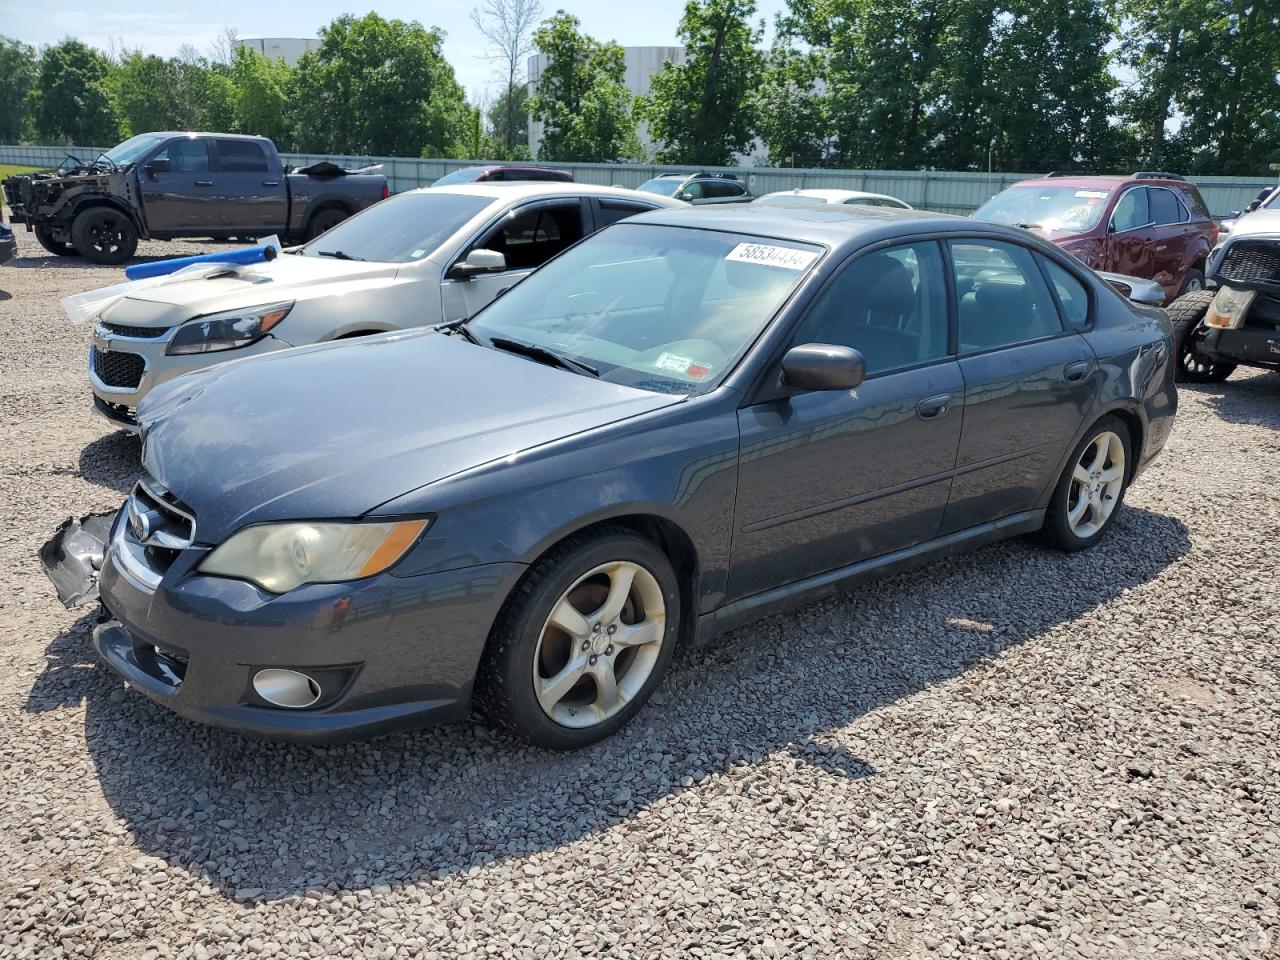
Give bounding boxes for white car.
[753,189,913,210]
[89,183,683,430]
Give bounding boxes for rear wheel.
[1177,268,1205,296]
[477,529,680,749]
[34,224,77,257]
[1169,289,1236,383]
[305,207,348,241]
[71,207,138,265]
[1042,415,1131,552]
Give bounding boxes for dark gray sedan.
[66,204,1176,748]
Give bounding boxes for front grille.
[132,478,197,547]
[1217,240,1280,287]
[101,321,169,339]
[91,347,144,388]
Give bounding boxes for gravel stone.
[1,244,1278,958]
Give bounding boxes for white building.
[526,46,688,159]
[237,38,320,67]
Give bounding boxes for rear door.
[1105,186,1155,280]
[440,198,588,322]
[137,137,217,233]
[729,240,963,600]
[1147,186,1195,297]
[211,138,288,234]
[941,239,1098,534]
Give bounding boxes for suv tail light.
[381,184,390,201]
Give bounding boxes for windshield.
[1264,187,1280,209]
[433,167,486,186]
[103,134,168,168]
[636,178,680,197]
[974,185,1111,233]
[468,224,822,395]
[299,191,493,263]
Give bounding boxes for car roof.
[759,189,908,204]
[414,182,684,205]
[146,132,266,141]
[1013,174,1190,190]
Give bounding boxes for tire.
[1177,267,1205,296]
[1168,289,1237,383]
[305,207,348,241]
[34,224,78,257]
[70,207,138,265]
[1042,415,1132,552]
[476,528,681,750]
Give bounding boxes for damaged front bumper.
[39,511,117,607]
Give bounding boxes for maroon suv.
[974,172,1218,302]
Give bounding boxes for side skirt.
[695,509,1045,646]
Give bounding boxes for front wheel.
[1042,416,1132,552]
[477,529,680,749]
[71,207,138,265]
[34,224,78,256]
[1169,289,1237,383]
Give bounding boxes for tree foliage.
[34,40,118,145]
[0,37,37,142]
[472,0,543,155]
[638,0,764,165]
[529,12,636,162]
[290,13,469,156]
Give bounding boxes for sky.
[3,0,790,100]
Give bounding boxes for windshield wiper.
[316,250,365,261]
[488,336,599,378]
[1015,222,1042,229]
[434,317,480,345]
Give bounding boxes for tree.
[111,52,185,136]
[487,84,532,158]
[230,47,293,146]
[529,12,635,161]
[290,13,469,156]
[754,45,833,167]
[0,37,37,142]
[471,0,543,154]
[34,40,118,145]
[638,0,763,165]
[209,26,241,67]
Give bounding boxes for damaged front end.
[40,511,117,608]
[2,169,133,237]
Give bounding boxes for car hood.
[100,254,402,329]
[1222,208,1280,239]
[137,330,683,542]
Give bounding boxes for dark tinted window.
[950,240,1064,352]
[216,139,269,173]
[152,138,209,173]
[792,242,949,375]
[703,180,745,198]
[1041,258,1090,331]
[1112,188,1150,231]
[595,199,657,229]
[474,202,583,270]
[1149,187,1184,226]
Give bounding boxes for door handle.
[194,180,213,187]
[1064,360,1091,382]
[916,394,952,420]
[262,180,280,186]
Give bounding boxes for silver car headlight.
[199,519,430,593]
[166,301,294,355]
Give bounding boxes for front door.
[212,138,288,234]
[137,137,217,234]
[729,240,963,601]
[941,239,1098,533]
[1105,186,1155,280]
[441,199,587,322]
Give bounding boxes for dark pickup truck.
[2,132,389,264]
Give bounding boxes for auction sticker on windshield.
[726,243,819,271]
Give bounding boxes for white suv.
[89,182,682,430]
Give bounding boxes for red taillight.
[381,184,390,200]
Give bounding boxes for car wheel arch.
[71,198,144,236]
[1036,403,1146,514]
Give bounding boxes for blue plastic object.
[124,244,277,281]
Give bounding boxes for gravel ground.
[0,241,1278,960]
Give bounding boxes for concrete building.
[237,38,321,67]
[526,46,688,159]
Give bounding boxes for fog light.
[252,668,321,708]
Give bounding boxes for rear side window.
[1149,188,1186,226]
[703,180,745,199]
[1112,188,1150,232]
[950,240,1064,352]
[595,199,657,229]
[1179,186,1211,220]
[216,140,269,173]
[1040,258,1090,331]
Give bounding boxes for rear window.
[433,168,486,186]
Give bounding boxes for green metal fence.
[3,143,1275,219]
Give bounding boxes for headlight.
[199,519,430,593]
[166,301,294,355]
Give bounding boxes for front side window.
[472,202,584,271]
[681,181,707,200]
[468,224,822,395]
[152,138,210,173]
[1111,188,1150,232]
[299,191,493,262]
[790,242,949,375]
[1041,258,1090,331]
[951,240,1064,352]
[216,140,269,173]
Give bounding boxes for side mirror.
[1246,200,1262,212]
[143,159,170,177]
[781,343,865,392]
[676,190,693,202]
[449,248,507,280]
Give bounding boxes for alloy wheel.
[1067,431,1125,538]
[86,213,126,258]
[533,560,666,728]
